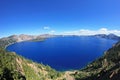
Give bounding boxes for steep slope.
[0,48,65,80]
[74,41,120,80]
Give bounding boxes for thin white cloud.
[50,30,55,33]
[48,30,55,34]
[43,26,56,34]
[43,26,50,30]
[62,28,120,36]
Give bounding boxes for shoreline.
[2,36,119,73]
[5,42,16,49]
[5,38,118,72]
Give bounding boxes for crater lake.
[7,36,117,71]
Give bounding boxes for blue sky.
[0,0,120,37]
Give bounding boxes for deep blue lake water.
[7,36,117,71]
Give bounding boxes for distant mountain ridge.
[0,33,119,43]
[94,33,120,40]
[0,34,55,48]
[1,34,55,42]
